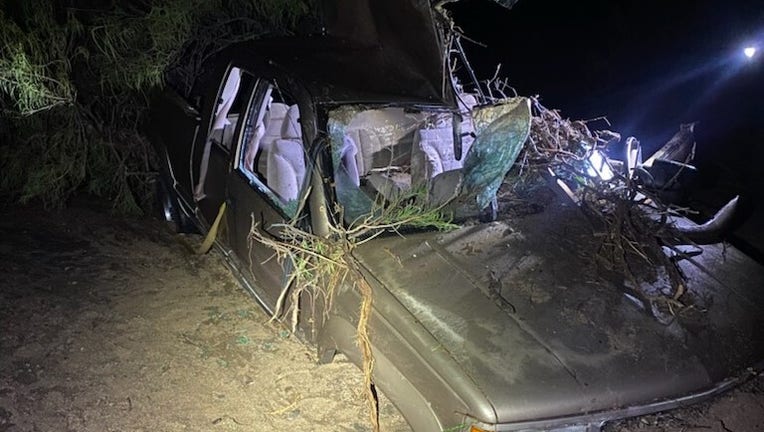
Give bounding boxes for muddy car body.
[149,2,764,430]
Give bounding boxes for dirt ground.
[0,199,409,432]
[1,199,762,432]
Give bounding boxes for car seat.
[267,104,306,203]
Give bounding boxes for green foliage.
[0,46,71,114]
[90,0,202,92]
[365,187,460,232]
[0,0,314,212]
[0,105,152,213]
[0,4,76,115]
[90,0,314,95]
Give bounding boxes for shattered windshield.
[327,97,532,228]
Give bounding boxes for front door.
[226,75,310,310]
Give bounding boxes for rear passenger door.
[193,65,257,225]
[226,76,309,308]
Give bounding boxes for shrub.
[0,0,314,212]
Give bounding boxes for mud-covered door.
[226,76,309,309]
[192,66,256,226]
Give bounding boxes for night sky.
[450,0,763,252]
[451,0,763,171]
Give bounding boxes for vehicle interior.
[239,98,305,203]
[331,94,478,219]
[207,70,305,214]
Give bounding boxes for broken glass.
[328,98,532,226]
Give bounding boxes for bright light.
[744,46,757,59]
[586,149,615,181]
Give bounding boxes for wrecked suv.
[149,1,764,431]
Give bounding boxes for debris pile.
[517,98,736,322]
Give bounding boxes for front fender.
[317,315,447,432]
[316,274,494,432]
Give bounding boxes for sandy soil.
[0,200,409,432]
[0,200,761,432]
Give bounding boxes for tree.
[0,0,313,212]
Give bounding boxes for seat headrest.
[265,103,289,129]
[281,104,302,140]
[458,93,478,113]
[260,103,289,151]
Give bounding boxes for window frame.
[205,65,260,156]
[232,76,307,219]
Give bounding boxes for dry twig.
[521,97,695,318]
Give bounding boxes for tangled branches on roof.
[519,97,696,322]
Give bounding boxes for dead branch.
[521,97,697,317]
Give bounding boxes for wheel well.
[317,315,448,432]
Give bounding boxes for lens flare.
[743,46,757,59]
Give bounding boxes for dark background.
[451,0,764,253]
[451,0,763,154]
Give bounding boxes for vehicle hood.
[353,197,764,424]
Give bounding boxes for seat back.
[260,102,289,151]
[242,121,265,172]
[346,129,391,176]
[344,108,420,176]
[267,139,306,203]
[266,104,305,203]
[281,104,302,140]
[337,135,361,187]
[411,93,477,186]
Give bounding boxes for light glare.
[586,149,615,181]
[744,46,757,59]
